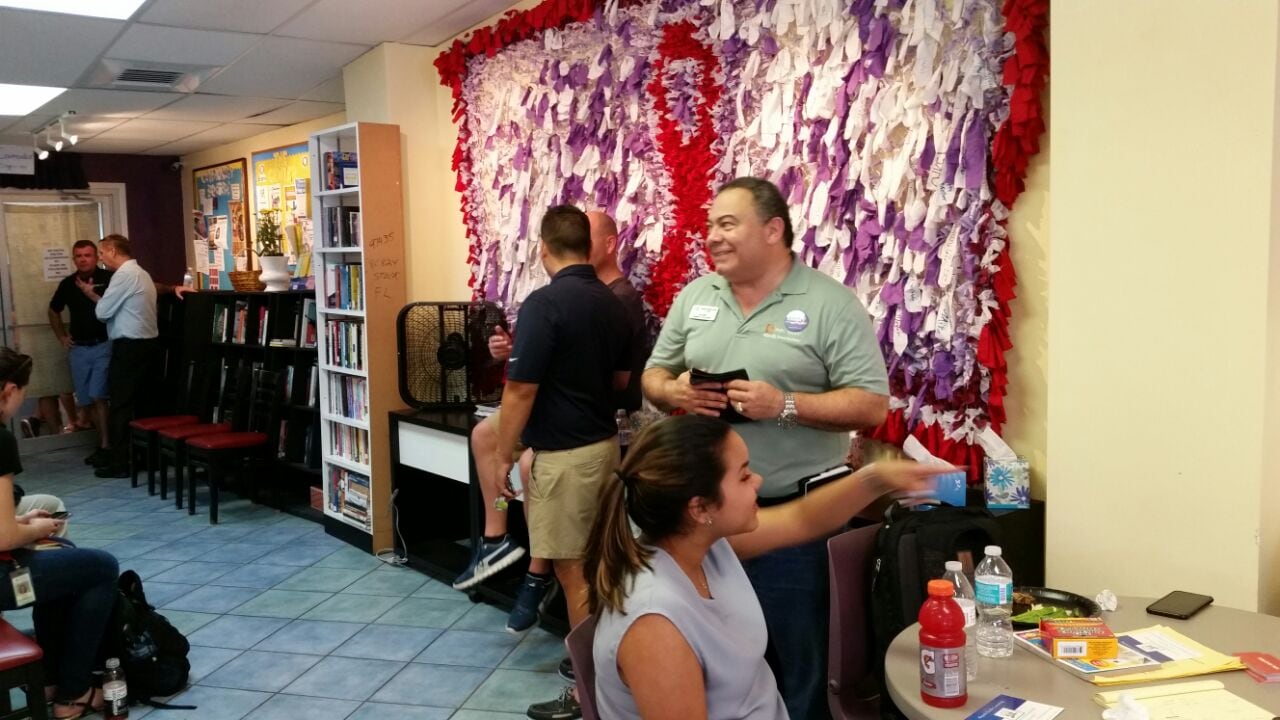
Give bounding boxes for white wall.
[1047,0,1280,612]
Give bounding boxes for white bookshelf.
[309,121,406,549]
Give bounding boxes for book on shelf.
[300,298,318,348]
[322,151,358,190]
[324,263,363,310]
[277,419,288,459]
[282,365,296,404]
[307,364,319,407]
[257,307,269,345]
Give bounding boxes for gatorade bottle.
[919,579,967,708]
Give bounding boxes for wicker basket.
[227,270,265,291]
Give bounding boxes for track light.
[58,117,77,146]
[45,128,62,152]
[32,134,48,160]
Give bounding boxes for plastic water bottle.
[103,657,129,719]
[942,560,978,681]
[615,409,631,448]
[183,266,194,288]
[974,545,1014,658]
[918,579,967,708]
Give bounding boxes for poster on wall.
[251,143,312,267]
[192,159,248,287]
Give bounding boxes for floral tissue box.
[984,456,1030,509]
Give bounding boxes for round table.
[886,596,1280,718]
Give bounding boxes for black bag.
[106,570,196,709]
[869,502,1000,719]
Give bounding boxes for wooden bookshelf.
[310,121,406,553]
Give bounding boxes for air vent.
[114,68,187,87]
[85,59,219,94]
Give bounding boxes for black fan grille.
[397,302,506,409]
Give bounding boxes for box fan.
[396,302,507,409]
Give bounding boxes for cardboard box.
[310,486,323,512]
[1039,618,1118,660]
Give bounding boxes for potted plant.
[254,209,290,291]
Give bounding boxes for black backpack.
[106,570,196,709]
[869,502,1001,719]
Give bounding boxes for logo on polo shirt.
[784,310,809,332]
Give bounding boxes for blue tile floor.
[7,445,570,720]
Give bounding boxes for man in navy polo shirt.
[492,205,631,720]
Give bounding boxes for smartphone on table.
[1146,591,1213,619]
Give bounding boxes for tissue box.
[1040,618,1117,660]
[984,456,1030,509]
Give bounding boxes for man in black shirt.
[493,206,631,719]
[48,240,113,466]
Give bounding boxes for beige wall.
[1048,0,1280,612]
[180,113,347,268]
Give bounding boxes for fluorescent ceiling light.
[0,0,146,20]
[0,83,65,115]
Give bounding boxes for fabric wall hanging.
[436,0,1048,480]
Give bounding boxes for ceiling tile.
[94,117,217,142]
[143,94,287,122]
[0,8,124,86]
[21,89,183,123]
[147,122,274,156]
[197,36,369,99]
[399,0,519,47]
[241,101,343,126]
[106,23,262,67]
[72,136,163,154]
[277,0,458,45]
[139,0,315,34]
[300,75,344,103]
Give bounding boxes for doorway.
[0,183,127,453]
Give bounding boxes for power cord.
[374,487,408,566]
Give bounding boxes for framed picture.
[192,159,249,286]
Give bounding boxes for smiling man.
[641,176,889,720]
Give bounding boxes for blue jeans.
[0,548,118,700]
[742,537,831,720]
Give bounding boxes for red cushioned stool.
[158,422,231,505]
[185,368,283,524]
[0,618,47,720]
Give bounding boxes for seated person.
[584,415,944,719]
[0,348,119,719]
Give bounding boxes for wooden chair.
[564,615,599,720]
[160,359,251,506]
[827,524,882,720]
[184,368,283,523]
[127,360,211,492]
[0,619,46,720]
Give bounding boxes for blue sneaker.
[452,535,525,590]
[507,573,558,635]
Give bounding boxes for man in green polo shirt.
[643,177,889,720]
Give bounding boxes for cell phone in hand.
[49,511,69,520]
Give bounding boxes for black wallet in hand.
[690,368,751,423]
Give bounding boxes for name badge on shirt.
[689,305,718,321]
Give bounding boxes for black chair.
[161,359,251,506]
[184,368,284,524]
[128,360,211,492]
[0,619,47,720]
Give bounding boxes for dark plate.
[1011,586,1102,629]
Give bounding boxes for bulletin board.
[192,158,248,287]
[251,142,312,266]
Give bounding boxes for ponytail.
[583,415,732,615]
[584,471,650,615]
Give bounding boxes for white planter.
[258,256,290,292]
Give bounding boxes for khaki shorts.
[527,435,620,560]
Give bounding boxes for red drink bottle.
[919,579,967,708]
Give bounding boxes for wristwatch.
[777,392,797,429]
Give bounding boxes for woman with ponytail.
[584,415,947,719]
[0,348,119,719]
